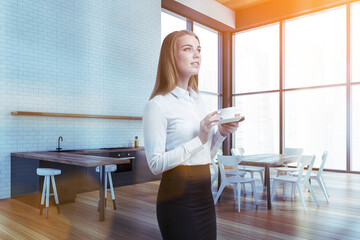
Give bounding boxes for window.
[351,2,360,171]
[193,23,219,93]
[161,10,186,42]
[352,85,360,171]
[233,5,354,172]
[284,7,346,88]
[234,24,279,93]
[233,24,280,153]
[283,7,347,170]
[234,93,279,154]
[194,23,220,112]
[352,2,360,83]
[284,87,346,170]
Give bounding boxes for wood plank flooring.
[1,171,360,239]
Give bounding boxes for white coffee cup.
[218,107,239,119]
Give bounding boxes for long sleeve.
[143,100,204,175]
[210,125,226,160]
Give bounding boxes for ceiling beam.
[162,0,235,32]
[216,0,272,11]
[235,0,352,31]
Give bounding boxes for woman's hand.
[219,117,245,137]
[199,111,221,144]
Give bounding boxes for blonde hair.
[149,30,200,100]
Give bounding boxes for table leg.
[265,165,271,209]
[99,165,105,221]
[264,169,267,187]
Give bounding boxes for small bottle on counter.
[134,136,139,148]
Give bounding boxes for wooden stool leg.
[51,175,61,214]
[46,176,50,218]
[108,172,116,210]
[40,176,46,215]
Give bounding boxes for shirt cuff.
[215,130,227,143]
[183,136,204,155]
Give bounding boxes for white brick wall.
[0,0,161,199]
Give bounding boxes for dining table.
[238,154,301,209]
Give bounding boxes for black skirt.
[156,165,216,240]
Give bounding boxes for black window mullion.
[218,32,223,110]
[346,3,351,172]
[280,21,284,154]
[187,19,193,31]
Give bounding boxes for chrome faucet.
[56,136,63,151]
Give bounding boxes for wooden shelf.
[11,111,142,120]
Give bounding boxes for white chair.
[214,155,258,212]
[210,152,246,196]
[231,147,264,188]
[291,151,329,202]
[271,155,319,211]
[275,148,304,177]
[37,168,61,218]
[96,164,117,210]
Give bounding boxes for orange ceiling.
[216,0,272,11]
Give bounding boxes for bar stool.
[96,164,117,210]
[37,168,61,218]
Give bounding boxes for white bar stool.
[36,168,61,218]
[96,164,117,210]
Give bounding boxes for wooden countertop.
[45,147,144,154]
[11,147,144,167]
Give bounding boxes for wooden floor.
[1,171,360,240]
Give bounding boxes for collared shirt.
[143,86,226,175]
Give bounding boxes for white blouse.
[143,86,226,175]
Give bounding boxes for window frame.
[232,3,360,173]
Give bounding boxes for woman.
[143,30,242,240]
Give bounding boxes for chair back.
[211,149,222,166]
[300,155,316,183]
[284,147,304,155]
[231,147,244,157]
[218,155,243,180]
[316,151,328,177]
[284,148,304,167]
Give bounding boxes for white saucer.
[219,115,245,124]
